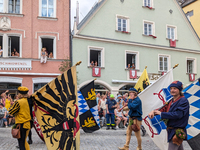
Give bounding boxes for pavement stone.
[0,127,192,150]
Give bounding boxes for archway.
[118,83,136,95]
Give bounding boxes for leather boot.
[136,147,142,150]
[118,145,129,150]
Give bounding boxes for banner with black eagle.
[31,65,80,150]
[78,80,100,133]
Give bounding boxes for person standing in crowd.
[115,105,128,129]
[148,81,189,150]
[0,103,8,127]
[119,88,143,150]
[106,94,117,130]
[122,93,128,106]
[96,93,100,105]
[9,86,33,150]
[116,95,123,108]
[98,95,107,126]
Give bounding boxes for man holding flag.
[149,81,189,150]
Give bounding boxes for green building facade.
[73,0,200,95]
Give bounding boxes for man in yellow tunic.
[9,87,33,150]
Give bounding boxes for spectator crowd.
[0,90,17,128]
[97,91,146,135]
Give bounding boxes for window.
[0,83,21,94]
[41,0,55,17]
[186,58,196,74]
[88,46,104,67]
[40,37,56,59]
[186,10,193,21]
[8,0,20,14]
[144,23,152,35]
[118,18,127,32]
[34,83,47,92]
[166,25,177,40]
[0,0,3,12]
[116,15,130,33]
[143,21,155,36]
[90,50,101,67]
[167,27,175,40]
[126,54,136,69]
[125,51,139,69]
[187,60,193,73]
[8,36,20,57]
[144,0,151,7]
[159,56,168,71]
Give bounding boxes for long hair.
[180,91,184,96]
[18,93,29,99]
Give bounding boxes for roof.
[77,0,105,30]
[179,0,197,7]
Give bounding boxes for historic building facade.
[73,0,200,95]
[179,0,200,37]
[0,0,70,95]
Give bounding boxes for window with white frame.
[144,0,152,7]
[159,55,169,71]
[40,37,56,59]
[118,18,127,32]
[167,27,175,40]
[116,15,129,32]
[187,60,193,73]
[125,51,139,69]
[0,0,3,13]
[8,0,20,14]
[88,47,104,67]
[186,58,196,74]
[8,36,20,57]
[144,21,154,36]
[41,0,56,17]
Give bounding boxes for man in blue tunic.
[106,94,117,130]
[149,81,189,150]
[119,88,143,150]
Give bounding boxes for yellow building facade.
[181,0,200,37]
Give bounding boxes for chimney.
[73,16,78,34]
[76,1,79,24]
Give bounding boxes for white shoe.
[124,126,127,128]
[5,126,8,128]
[116,126,119,129]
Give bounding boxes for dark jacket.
[106,99,117,114]
[128,96,143,121]
[161,96,189,142]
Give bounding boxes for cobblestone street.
[0,127,192,150]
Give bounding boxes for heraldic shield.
[31,65,80,150]
[78,80,100,133]
[92,67,101,77]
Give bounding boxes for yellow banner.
[31,65,80,150]
[134,68,150,93]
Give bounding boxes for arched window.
[119,84,135,95]
[94,83,109,95]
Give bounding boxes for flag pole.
[158,64,179,111]
[75,61,81,150]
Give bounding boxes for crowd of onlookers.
[97,92,129,129]
[0,90,17,128]
[97,91,146,135]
